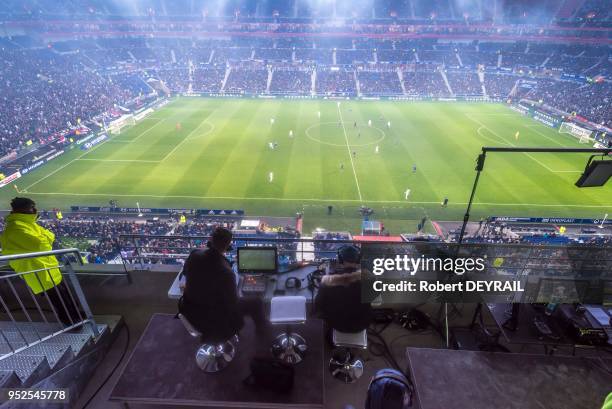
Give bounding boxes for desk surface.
[110,313,325,408]
[406,347,612,409]
[168,265,319,301]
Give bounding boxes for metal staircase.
[397,68,407,95]
[266,68,273,93]
[0,322,107,388]
[220,67,231,93]
[440,70,453,96]
[0,249,122,407]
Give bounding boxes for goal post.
[559,122,593,144]
[107,114,136,134]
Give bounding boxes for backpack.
[365,369,413,409]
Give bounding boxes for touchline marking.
[24,118,168,191]
[76,159,161,163]
[337,103,363,201]
[465,114,577,174]
[161,121,215,161]
[22,191,611,208]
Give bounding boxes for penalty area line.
[23,118,169,191]
[161,121,215,162]
[465,114,580,174]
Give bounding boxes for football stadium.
[0,1,610,408]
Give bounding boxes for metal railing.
[119,234,355,267]
[0,248,98,361]
[119,234,612,276]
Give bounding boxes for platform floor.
[73,270,609,409]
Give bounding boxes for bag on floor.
[244,357,294,393]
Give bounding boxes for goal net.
[559,122,593,143]
[107,114,136,134]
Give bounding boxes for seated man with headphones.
[178,227,268,338]
[314,245,373,333]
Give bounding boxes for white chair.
[178,313,239,372]
[269,296,308,364]
[329,329,367,383]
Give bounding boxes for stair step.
[0,355,50,386]
[0,322,63,332]
[0,317,119,404]
[0,370,21,389]
[11,344,73,368]
[52,333,94,357]
[0,324,107,357]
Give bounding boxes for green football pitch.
[3,98,610,233]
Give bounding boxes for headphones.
[397,309,430,331]
[367,369,413,408]
[206,241,233,252]
[285,277,302,289]
[337,245,361,264]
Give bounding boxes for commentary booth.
[106,235,612,409]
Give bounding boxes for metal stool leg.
[195,336,238,372]
[271,325,307,364]
[329,347,364,383]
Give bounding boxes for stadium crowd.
[224,67,268,94]
[269,69,312,94]
[26,214,304,264]
[521,79,612,128]
[0,35,610,157]
[1,210,608,265]
[40,217,172,263]
[316,69,357,96]
[358,71,402,95]
[0,50,137,156]
[453,220,612,247]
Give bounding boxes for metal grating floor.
[0,322,108,383]
[0,354,45,382]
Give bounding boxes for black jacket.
[314,270,373,333]
[179,248,243,342]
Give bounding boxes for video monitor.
[237,247,278,273]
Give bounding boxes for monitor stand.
[502,303,520,331]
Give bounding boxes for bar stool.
[270,296,308,364]
[329,329,368,383]
[178,313,239,373]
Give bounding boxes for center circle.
[305,121,386,147]
[189,122,215,138]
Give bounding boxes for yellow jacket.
[603,393,612,409]
[0,213,63,294]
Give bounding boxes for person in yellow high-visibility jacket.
[0,198,79,326]
[603,392,612,409]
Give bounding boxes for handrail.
[0,248,83,263]
[118,234,612,250]
[0,247,99,362]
